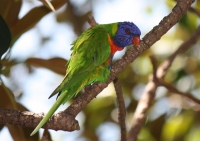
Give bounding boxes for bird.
[30,21,141,136]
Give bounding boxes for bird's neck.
[108,34,123,55]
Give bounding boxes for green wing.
[49,25,111,98]
[30,25,113,136]
[30,26,111,136]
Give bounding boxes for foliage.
[0,0,200,141]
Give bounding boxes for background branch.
[127,56,158,141]
[126,7,200,140]
[114,78,127,141]
[161,82,200,104]
[87,13,97,27]
[189,7,200,17]
[157,25,200,79]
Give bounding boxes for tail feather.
[30,91,72,136]
[48,74,69,99]
[48,88,60,99]
[48,72,89,99]
[31,72,91,136]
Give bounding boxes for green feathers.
[30,21,141,135]
[50,25,112,99]
[30,24,115,136]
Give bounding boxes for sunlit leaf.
[161,112,194,141]
[195,0,200,11]
[138,127,156,141]
[166,0,176,8]
[179,13,198,33]
[185,125,200,141]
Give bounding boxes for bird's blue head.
[113,22,141,47]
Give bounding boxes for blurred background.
[0,0,200,141]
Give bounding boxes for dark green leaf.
[0,16,11,58]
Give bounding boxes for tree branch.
[113,79,127,141]
[87,13,97,27]
[0,109,79,131]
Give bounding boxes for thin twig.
[157,25,200,79]
[189,7,200,17]
[87,13,97,27]
[113,79,127,141]
[149,55,158,81]
[161,82,200,104]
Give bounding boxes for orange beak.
[132,36,140,46]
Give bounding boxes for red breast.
[107,34,123,55]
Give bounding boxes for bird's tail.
[30,72,91,136]
[48,74,69,99]
[30,90,72,136]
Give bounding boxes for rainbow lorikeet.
[30,22,141,136]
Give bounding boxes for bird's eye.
[125,29,130,34]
